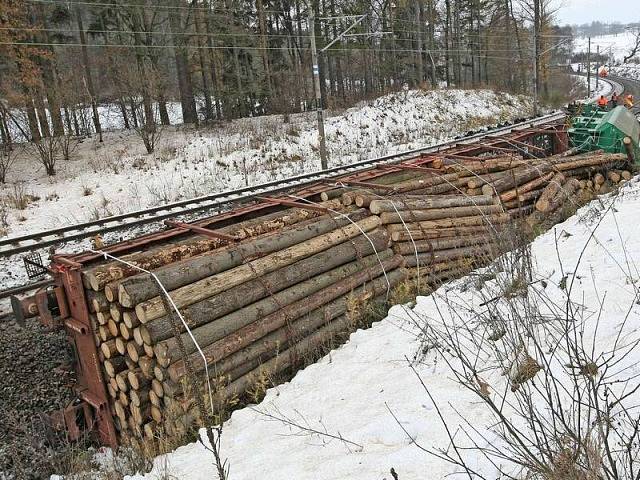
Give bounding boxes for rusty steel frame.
[32,120,564,447]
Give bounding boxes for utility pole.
[309,10,328,170]
[532,0,539,116]
[308,12,367,171]
[596,44,600,91]
[587,36,591,98]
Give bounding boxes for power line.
[0,40,535,59]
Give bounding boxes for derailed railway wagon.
[11,117,621,447]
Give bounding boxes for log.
[87,291,109,313]
[135,215,381,323]
[118,391,129,407]
[128,369,151,391]
[165,296,389,396]
[167,268,406,381]
[84,198,343,291]
[535,173,566,213]
[127,341,144,363]
[369,196,494,214]
[393,234,492,255]
[96,311,111,326]
[131,404,151,425]
[115,337,127,356]
[385,213,511,232]
[119,210,369,308]
[607,171,621,183]
[149,390,162,407]
[499,172,554,202]
[379,204,503,225]
[142,233,390,344]
[138,357,156,379]
[143,344,155,358]
[544,178,581,213]
[221,310,380,402]
[130,389,150,409]
[390,225,499,242]
[119,322,132,341]
[107,319,119,338]
[100,339,118,359]
[320,188,346,201]
[109,303,123,322]
[165,264,406,381]
[503,188,544,209]
[390,172,461,193]
[98,325,114,343]
[115,371,129,392]
[622,170,632,180]
[122,311,140,329]
[151,406,163,423]
[104,357,127,377]
[402,243,497,268]
[133,327,144,346]
[467,171,509,189]
[482,163,552,195]
[154,252,401,367]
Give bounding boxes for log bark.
[467,171,509,189]
[482,163,552,195]
[167,267,406,381]
[379,204,503,224]
[544,178,580,213]
[369,195,494,214]
[104,356,127,377]
[136,215,381,323]
[119,210,368,308]
[142,233,390,344]
[390,225,498,242]
[499,172,554,202]
[402,243,497,267]
[535,173,566,213]
[155,252,401,367]
[84,198,343,290]
[385,213,510,232]
[393,234,492,255]
[101,339,118,359]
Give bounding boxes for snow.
[574,32,639,62]
[117,178,640,479]
[611,63,640,81]
[0,88,531,292]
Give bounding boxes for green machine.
[567,104,640,161]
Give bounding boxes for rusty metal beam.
[257,197,329,212]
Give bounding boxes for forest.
[0,0,570,158]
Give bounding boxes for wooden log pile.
[78,148,634,442]
[84,200,407,439]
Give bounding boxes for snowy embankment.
[125,179,640,480]
[574,32,639,62]
[611,63,640,81]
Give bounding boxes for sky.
[555,0,638,26]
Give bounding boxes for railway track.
[0,111,565,260]
[1,75,625,301]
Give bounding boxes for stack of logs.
[81,146,634,442]
[84,201,407,439]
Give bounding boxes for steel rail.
[0,111,565,258]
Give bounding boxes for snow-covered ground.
[113,177,640,480]
[611,63,640,81]
[574,32,639,62]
